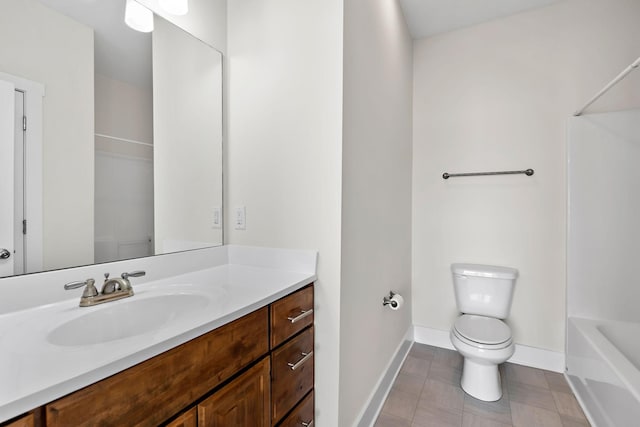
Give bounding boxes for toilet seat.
[453,315,512,349]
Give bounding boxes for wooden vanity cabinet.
[198,356,271,427]
[271,327,314,424]
[1,413,35,427]
[271,286,314,349]
[165,408,197,427]
[277,391,314,427]
[270,285,314,426]
[46,307,269,427]
[1,284,315,427]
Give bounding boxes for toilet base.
[460,358,503,402]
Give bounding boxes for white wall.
[0,0,94,271]
[412,0,640,353]
[94,74,154,263]
[340,0,413,425]
[153,17,223,252]
[95,152,154,262]
[568,109,640,323]
[226,1,344,424]
[137,0,226,53]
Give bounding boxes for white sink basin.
[48,293,210,346]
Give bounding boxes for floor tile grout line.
[550,388,562,418]
[378,345,588,427]
[408,369,429,425]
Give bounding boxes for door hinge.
[23,116,27,131]
[22,220,27,235]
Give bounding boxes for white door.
[0,80,15,277]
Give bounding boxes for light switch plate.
[212,207,221,228]
[234,206,246,230]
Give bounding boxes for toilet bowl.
[450,314,515,401]
[450,263,518,401]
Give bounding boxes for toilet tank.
[451,263,518,319]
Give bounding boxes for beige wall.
[412,0,640,352]
[94,74,153,159]
[226,1,344,424]
[0,0,94,271]
[340,0,413,425]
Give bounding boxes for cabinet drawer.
[270,285,314,349]
[46,307,269,427]
[198,356,271,427]
[271,327,314,424]
[277,391,313,427]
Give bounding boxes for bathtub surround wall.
[341,0,413,426]
[568,109,640,323]
[412,0,640,359]
[566,109,640,425]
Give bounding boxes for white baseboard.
[510,342,565,373]
[413,324,455,350]
[413,325,565,373]
[354,326,414,427]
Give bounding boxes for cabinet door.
[2,413,34,427]
[165,408,197,427]
[198,357,271,427]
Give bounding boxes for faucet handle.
[121,270,146,280]
[64,278,93,290]
[64,278,99,298]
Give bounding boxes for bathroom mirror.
[0,0,223,279]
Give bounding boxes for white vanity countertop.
[0,245,317,423]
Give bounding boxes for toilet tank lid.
[451,263,518,279]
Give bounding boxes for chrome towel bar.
[442,169,534,180]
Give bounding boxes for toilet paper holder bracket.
[383,291,400,308]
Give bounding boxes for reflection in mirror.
[153,16,223,254]
[0,0,223,279]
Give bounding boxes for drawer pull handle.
[288,351,313,370]
[301,421,313,427]
[288,309,314,323]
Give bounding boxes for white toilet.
[449,263,518,402]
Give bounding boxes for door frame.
[0,72,45,275]
[0,79,14,277]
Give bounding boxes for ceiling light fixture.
[159,0,189,16]
[124,0,154,33]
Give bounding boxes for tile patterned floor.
[375,344,590,427]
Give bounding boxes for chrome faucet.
[64,278,99,302]
[64,271,145,307]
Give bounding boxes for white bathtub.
[567,317,640,427]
